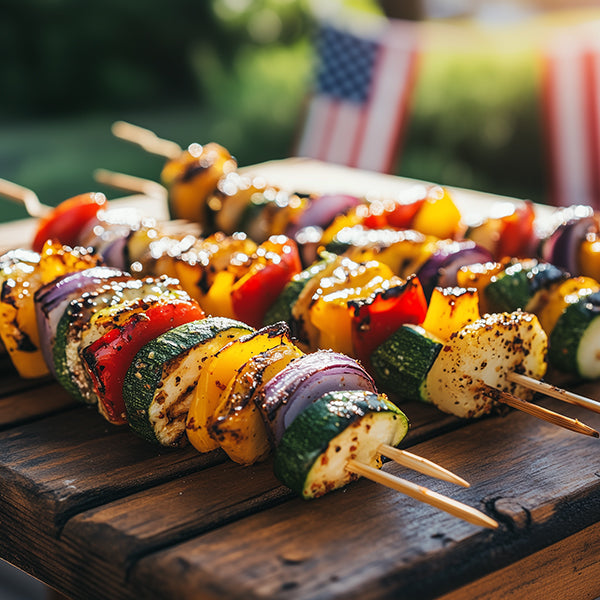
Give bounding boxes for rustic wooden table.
[0,161,599,600]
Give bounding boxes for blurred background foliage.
[0,0,551,222]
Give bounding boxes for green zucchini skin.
[485,261,567,313]
[548,291,600,378]
[124,317,253,445]
[263,252,336,326]
[273,390,408,499]
[371,325,442,403]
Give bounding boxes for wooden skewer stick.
[378,445,470,487]
[111,121,182,160]
[0,178,52,218]
[346,459,498,529]
[507,371,600,415]
[481,382,599,438]
[94,169,168,202]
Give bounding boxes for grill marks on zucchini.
[55,276,184,403]
[125,317,253,446]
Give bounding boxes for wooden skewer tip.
[482,382,599,438]
[346,459,498,530]
[508,371,600,415]
[378,444,470,488]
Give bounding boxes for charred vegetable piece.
[230,235,302,328]
[548,291,600,379]
[160,142,236,225]
[82,298,205,424]
[187,322,293,453]
[420,286,479,341]
[273,390,408,499]
[426,311,548,419]
[259,349,377,445]
[210,343,303,465]
[349,274,427,370]
[34,266,130,376]
[123,317,250,445]
[0,250,46,378]
[54,277,184,402]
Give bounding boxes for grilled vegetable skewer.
[3,183,599,434]
[0,243,500,528]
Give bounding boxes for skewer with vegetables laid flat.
[110,121,600,277]
[1,181,599,437]
[0,242,497,529]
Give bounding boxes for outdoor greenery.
[0,0,550,222]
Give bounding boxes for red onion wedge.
[539,205,597,275]
[34,266,131,374]
[258,349,377,444]
[417,240,493,300]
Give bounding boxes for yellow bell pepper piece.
[0,256,47,379]
[320,208,366,246]
[412,186,463,240]
[198,270,237,319]
[309,259,396,356]
[212,343,304,465]
[0,242,100,379]
[456,261,504,315]
[579,233,600,281]
[537,276,600,335]
[421,287,480,341]
[187,324,292,453]
[39,240,100,284]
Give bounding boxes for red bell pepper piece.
[33,192,107,252]
[497,201,536,259]
[82,300,205,425]
[362,194,426,230]
[231,235,302,328]
[350,275,427,369]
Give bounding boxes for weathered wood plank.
[0,408,228,533]
[127,398,600,600]
[437,520,600,600]
[0,381,76,428]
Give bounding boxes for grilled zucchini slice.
[273,390,408,499]
[124,317,252,446]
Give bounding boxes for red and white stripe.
[295,20,420,174]
[541,28,600,208]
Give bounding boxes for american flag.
[541,22,600,208]
[295,18,420,173]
